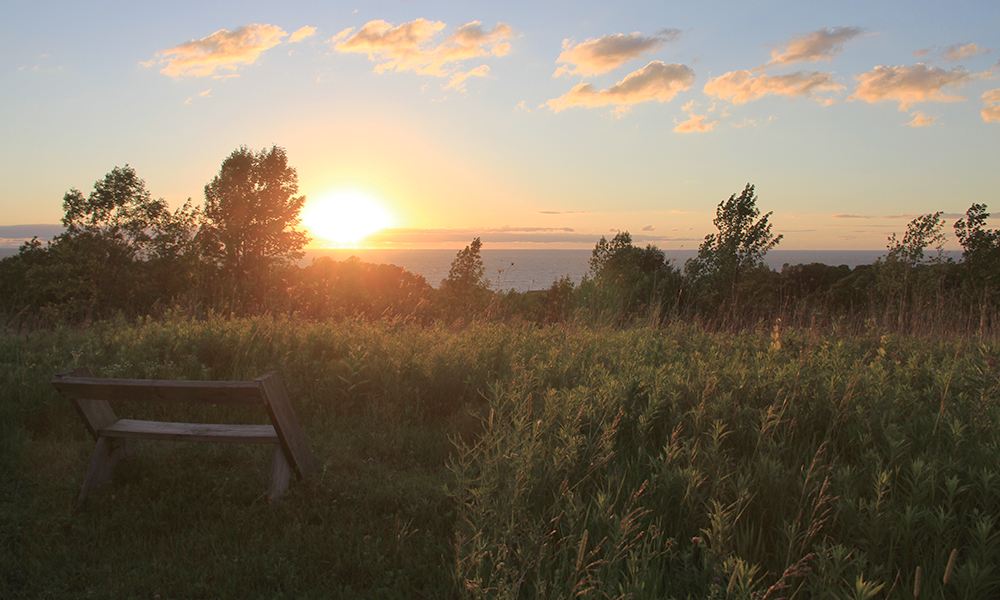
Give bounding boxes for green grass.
[2,315,999,598]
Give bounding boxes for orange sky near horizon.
[2,1,998,251]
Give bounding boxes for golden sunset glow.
[302,191,393,246]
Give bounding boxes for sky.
[2,0,998,251]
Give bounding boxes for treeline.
[2,147,999,333]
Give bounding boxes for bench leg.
[78,436,131,503]
[268,445,292,503]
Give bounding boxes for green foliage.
[290,255,434,321]
[200,145,309,311]
[685,183,782,313]
[3,317,1000,597]
[875,212,952,328]
[452,324,1000,598]
[886,211,947,267]
[0,167,197,323]
[578,231,681,325]
[955,204,1000,315]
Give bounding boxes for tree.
[874,212,950,327]
[0,166,197,323]
[440,237,490,314]
[885,212,946,267]
[582,231,681,323]
[954,204,1000,317]
[200,145,309,309]
[684,183,782,310]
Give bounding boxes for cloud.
[445,64,491,92]
[184,89,212,104]
[673,113,716,132]
[333,19,513,79]
[906,111,937,127]
[769,26,866,66]
[546,61,695,112]
[289,26,317,43]
[368,227,600,246]
[554,30,682,77]
[944,43,991,61]
[144,24,288,77]
[833,214,871,219]
[0,224,65,246]
[849,64,972,110]
[641,225,655,231]
[982,89,1000,122]
[704,70,844,104]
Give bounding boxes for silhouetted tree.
[874,212,950,328]
[580,231,680,323]
[440,237,490,315]
[954,204,1000,323]
[0,166,197,322]
[684,183,782,313]
[290,256,433,321]
[199,145,308,311]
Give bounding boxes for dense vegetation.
[3,149,1000,598]
[2,317,999,598]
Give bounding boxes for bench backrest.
[51,367,316,479]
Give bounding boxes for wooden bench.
[51,367,317,503]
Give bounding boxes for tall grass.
[451,325,1000,598]
[2,315,998,597]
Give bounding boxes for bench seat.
[99,419,279,443]
[52,367,316,503]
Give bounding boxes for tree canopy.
[685,183,782,308]
[200,145,308,290]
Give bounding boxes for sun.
[302,191,393,246]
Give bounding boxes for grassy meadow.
[2,314,1000,598]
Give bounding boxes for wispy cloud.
[554,30,682,77]
[915,43,992,61]
[906,110,937,127]
[332,19,513,86]
[0,224,65,246]
[983,89,1000,123]
[673,113,716,132]
[768,26,866,66]
[184,89,212,105]
[849,64,972,110]
[289,26,317,43]
[144,24,289,77]
[546,61,695,113]
[444,64,491,92]
[944,43,991,61]
[704,70,843,104]
[368,226,603,246]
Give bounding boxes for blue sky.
[2,0,998,250]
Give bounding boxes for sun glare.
[302,191,393,246]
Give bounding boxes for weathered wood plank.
[257,372,317,479]
[51,377,266,406]
[53,368,119,441]
[268,446,292,503]
[98,419,279,443]
[78,436,130,502]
